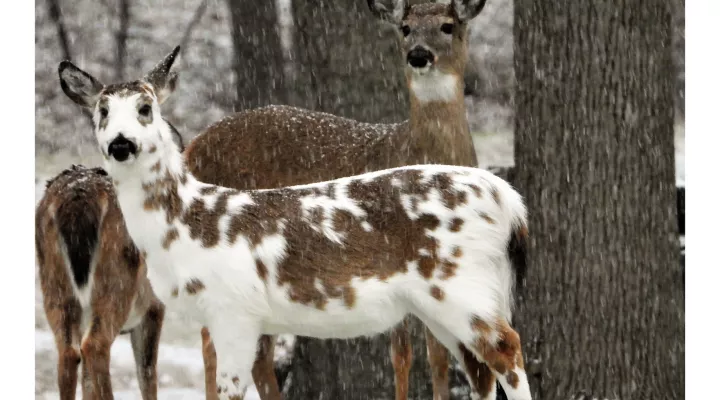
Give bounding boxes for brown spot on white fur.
[171,286,179,298]
[491,186,501,205]
[185,278,205,295]
[480,213,496,225]
[448,217,464,232]
[148,144,158,154]
[451,246,463,258]
[162,227,179,249]
[256,260,269,282]
[430,285,445,301]
[150,161,161,172]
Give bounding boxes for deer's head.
[368,0,486,102]
[58,46,182,172]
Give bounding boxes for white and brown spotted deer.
[57,44,533,400]
[182,0,502,398]
[36,77,219,399]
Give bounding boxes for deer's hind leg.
[130,299,165,400]
[45,300,83,400]
[415,318,498,400]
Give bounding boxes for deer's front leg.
[209,317,262,400]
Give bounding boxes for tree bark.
[288,0,408,122]
[512,1,683,399]
[283,1,436,399]
[227,0,287,110]
[115,0,130,81]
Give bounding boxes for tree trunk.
[283,1,436,399]
[288,0,408,122]
[512,1,683,399]
[227,0,287,110]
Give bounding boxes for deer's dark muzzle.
[108,134,137,162]
[407,47,434,68]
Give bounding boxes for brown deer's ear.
[58,61,104,108]
[367,0,409,25]
[450,0,487,23]
[144,46,181,105]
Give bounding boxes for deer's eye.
[441,23,454,34]
[401,25,411,37]
[99,107,108,118]
[139,104,152,117]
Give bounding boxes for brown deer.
[183,0,501,398]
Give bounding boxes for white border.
[0,0,35,394]
[685,1,718,398]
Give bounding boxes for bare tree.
[178,0,210,54]
[226,0,287,110]
[47,0,94,126]
[115,0,130,81]
[288,0,408,122]
[512,1,683,399]
[47,0,73,61]
[281,1,434,399]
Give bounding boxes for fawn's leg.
[425,326,451,400]
[390,319,412,400]
[46,301,82,400]
[252,335,282,400]
[80,314,118,400]
[209,317,262,400]
[130,300,165,400]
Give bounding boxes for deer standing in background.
[184,0,502,398]
[58,41,533,400]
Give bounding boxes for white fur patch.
[410,71,459,103]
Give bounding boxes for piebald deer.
[36,72,218,399]
[58,44,533,400]
[184,0,497,398]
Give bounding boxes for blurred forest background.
[35,0,685,399]
[35,0,685,167]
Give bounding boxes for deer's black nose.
[407,47,434,68]
[107,134,137,162]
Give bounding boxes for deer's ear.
[144,46,181,105]
[450,0,487,23]
[58,61,104,108]
[367,0,409,25]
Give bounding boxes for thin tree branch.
[47,0,72,61]
[179,0,210,55]
[115,0,131,81]
[46,0,94,126]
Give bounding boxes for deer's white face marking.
[95,89,163,166]
[410,71,458,103]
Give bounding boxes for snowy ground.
[34,127,684,399]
